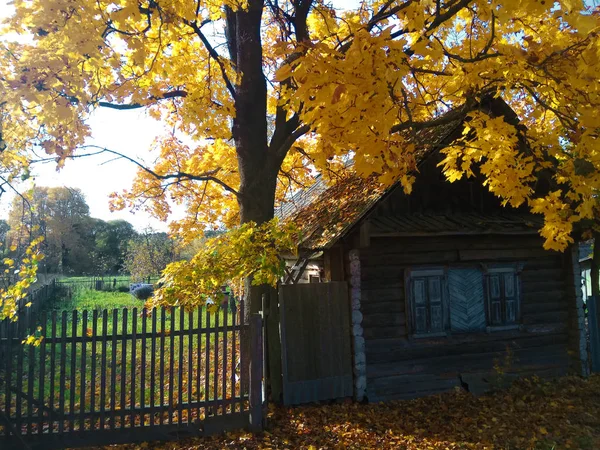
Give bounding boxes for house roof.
[277,119,463,250]
[278,98,545,251]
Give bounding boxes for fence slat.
[150,309,157,428]
[58,311,67,434]
[100,310,108,431]
[196,307,202,421]
[239,299,245,413]
[3,315,13,437]
[49,311,57,435]
[69,310,77,432]
[131,307,137,429]
[231,302,237,413]
[26,316,35,436]
[222,306,228,414]
[15,312,25,433]
[159,308,166,427]
[141,308,147,427]
[204,308,210,417]
[168,307,175,425]
[80,310,87,432]
[91,310,98,431]
[213,307,220,415]
[110,309,118,431]
[38,311,47,435]
[187,310,193,424]
[120,308,128,428]
[178,307,184,424]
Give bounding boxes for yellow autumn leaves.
[151,219,298,310]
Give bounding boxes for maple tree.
[1,0,600,317]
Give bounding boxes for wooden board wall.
[357,235,575,402]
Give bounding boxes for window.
[309,275,320,283]
[485,267,521,328]
[407,264,523,336]
[407,269,447,336]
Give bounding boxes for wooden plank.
[159,308,166,426]
[150,309,157,428]
[90,310,98,431]
[448,269,486,332]
[79,310,87,432]
[248,314,263,432]
[266,287,282,403]
[187,310,193,423]
[204,307,211,416]
[177,307,184,423]
[130,308,137,428]
[38,311,47,435]
[26,314,35,436]
[168,307,175,425]
[69,311,78,431]
[49,311,57,434]
[196,307,202,419]
[213,307,220,413]
[140,308,147,427]
[222,306,228,414]
[99,310,108,431]
[230,304,237,411]
[15,312,25,433]
[238,300,245,412]
[3,316,13,437]
[59,311,67,434]
[110,309,118,430]
[120,308,128,428]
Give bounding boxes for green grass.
[49,285,143,311]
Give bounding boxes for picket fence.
[0,290,263,449]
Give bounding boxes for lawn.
[81,374,600,450]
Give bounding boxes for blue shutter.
[448,269,486,332]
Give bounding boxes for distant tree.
[8,186,91,274]
[123,228,178,281]
[88,219,137,275]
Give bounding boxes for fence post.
[249,313,263,432]
[589,296,600,373]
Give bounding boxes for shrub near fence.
[0,300,262,450]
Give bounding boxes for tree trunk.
[227,0,277,403]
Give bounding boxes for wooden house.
[278,99,588,402]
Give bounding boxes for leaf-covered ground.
[88,375,600,450]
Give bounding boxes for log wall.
[356,234,581,402]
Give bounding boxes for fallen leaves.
[81,374,600,450]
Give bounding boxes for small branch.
[30,145,241,198]
[184,19,237,100]
[97,90,188,110]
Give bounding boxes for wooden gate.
[279,282,353,405]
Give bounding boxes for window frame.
[405,267,449,338]
[482,263,524,332]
